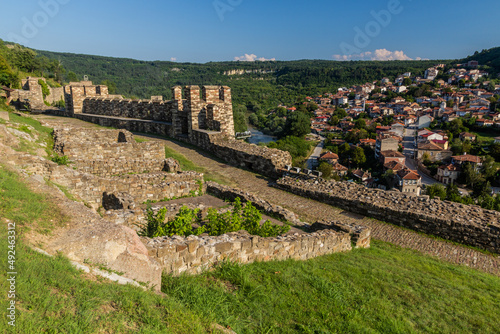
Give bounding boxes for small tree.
[422,152,432,165]
[318,162,332,179]
[350,146,366,167]
[426,184,446,200]
[464,163,484,189]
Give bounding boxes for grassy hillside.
[0,39,65,89]
[1,154,499,332]
[0,113,499,333]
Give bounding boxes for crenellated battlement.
[64,81,291,178]
[65,82,235,138]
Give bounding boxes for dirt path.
[36,114,500,276]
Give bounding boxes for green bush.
[138,198,290,238]
[201,198,290,237]
[38,79,50,99]
[52,99,65,108]
[50,154,70,165]
[138,206,198,238]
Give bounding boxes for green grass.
[8,112,55,156]
[162,242,500,333]
[0,164,213,333]
[134,136,149,143]
[0,224,209,333]
[164,146,233,186]
[472,130,498,143]
[0,166,66,234]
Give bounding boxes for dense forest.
[36,49,452,108]
[2,38,499,132]
[0,39,65,89]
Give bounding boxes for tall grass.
[162,242,500,333]
[0,166,65,234]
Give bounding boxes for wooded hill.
[3,37,500,112]
[465,47,500,73]
[36,49,450,109]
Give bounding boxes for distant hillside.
[464,47,500,74]
[36,49,446,109]
[0,39,65,89]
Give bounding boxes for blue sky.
[1,0,499,62]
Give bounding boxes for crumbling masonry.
[62,82,292,178]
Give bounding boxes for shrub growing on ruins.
[139,206,167,238]
[50,154,70,166]
[161,206,199,237]
[38,79,50,100]
[138,206,198,238]
[199,198,290,237]
[138,198,290,238]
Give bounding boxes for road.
[402,126,440,186]
[306,138,324,170]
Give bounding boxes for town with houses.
[279,61,500,199]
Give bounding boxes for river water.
[247,127,277,145]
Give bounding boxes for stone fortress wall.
[53,128,170,177]
[25,159,204,210]
[62,82,292,178]
[274,176,500,254]
[20,122,370,280]
[39,128,204,209]
[143,181,371,275]
[146,229,354,275]
[9,77,65,109]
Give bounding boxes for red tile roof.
[380,150,405,158]
[439,164,461,172]
[452,154,482,163]
[319,151,339,160]
[384,161,405,171]
[397,169,421,180]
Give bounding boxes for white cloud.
[170,57,177,61]
[333,49,419,61]
[234,54,276,62]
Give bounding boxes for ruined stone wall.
[23,158,204,209]
[75,113,175,137]
[82,97,175,122]
[206,182,303,225]
[145,230,352,275]
[68,84,291,178]
[64,82,109,115]
[46,87,65,104]
[206,182,371,248]
[69,115,291,178]
[190,130,292,178]
[43,128,204,207]
[274,176,500,254]
[53,128,169,177]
